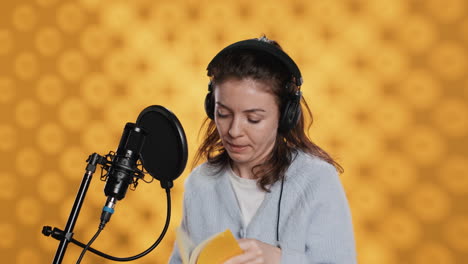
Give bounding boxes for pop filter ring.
[136,105,188,189]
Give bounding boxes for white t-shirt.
[227,166,266,227]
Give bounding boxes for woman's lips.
[227,142,248,152]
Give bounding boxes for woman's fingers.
[223,239,280,264]
[224,239,260,264]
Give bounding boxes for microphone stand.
[47,153,105,264]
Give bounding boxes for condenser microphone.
[100,123,147,226]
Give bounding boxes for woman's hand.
[223,239,281,264]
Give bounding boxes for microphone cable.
[276,177,284,245]
[69,187,171,262]
[75,224,104,264]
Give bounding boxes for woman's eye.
[216,111,229,118]
[248,119,260,124]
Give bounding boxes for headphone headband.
[207,39,303,87]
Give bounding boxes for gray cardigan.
[169,151,357,263]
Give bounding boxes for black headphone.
[204,38,304,133]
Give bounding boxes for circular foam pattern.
[126,27,160,54]
[402,125,446,165]
[340,20,379,51]
[378,210,422,250]
[58,98,90,131]
[78,0,103,11]
[304,1,343,21]
[57,49,89,81]
[399,69,442,109]
[373,153,417,194]
[373,44,409,81]
[407,183,452,223]
[425,0,466,23]
[349,181,390,220]
[79,25,111,57]
[36,74,65,105]
[342,125,385,160]
[12,4,37,31]
[399,15,437,54]
[56,3,86,33]
[59,146,87,179]
[80,121,116,152]
[368,1,407,23]
[100,2,136,33]
[0,29,13,55]
[103,98,139,129]
[128,76,171,106]
[36,0,59,7]
[461,18,468,44]
[432,98,468,137]
[0,124,16,151]
[437,155,468,195]
[16,148,42,178]
[80,73,113,107]
[152,1,188,26]
[372,98,411,137]
[413,242,454,264]
[357,237,396,264]
[35,27,63,56]
[444,215,468,252]
[15,99,41,129]
[37,171,66,203]
[337,74,381,104]
[37,122,65,154]
[429,41,468,81]
[0,222,16,248]
[0,172,16,200]
[102,50,135,83]
[14,52,39,80]
[313,133,347,161]
[16,247,41,264]
[16,196,42,226]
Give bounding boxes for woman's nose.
[228,117,243,138]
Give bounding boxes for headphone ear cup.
[279,91,302,132]
[204,91,215,120]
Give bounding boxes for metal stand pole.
[51,153,103,264]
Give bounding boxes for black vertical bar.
[52,153,101,264]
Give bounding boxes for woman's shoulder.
[291,150,337,172]
[286,150,340,186]
[285,151,347,207]
[184,162,225,190]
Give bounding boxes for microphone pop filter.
[136,105,188,188]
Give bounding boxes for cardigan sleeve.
[280,161,357,264]
[168,239,183,264]
[168,165,206,264]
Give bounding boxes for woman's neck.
[231,163,256,179]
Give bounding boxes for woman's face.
[214,78,280,173]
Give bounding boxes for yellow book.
[176,227,243,264]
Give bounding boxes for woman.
[169,36,356,264]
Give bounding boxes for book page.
[176,228,243,264]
